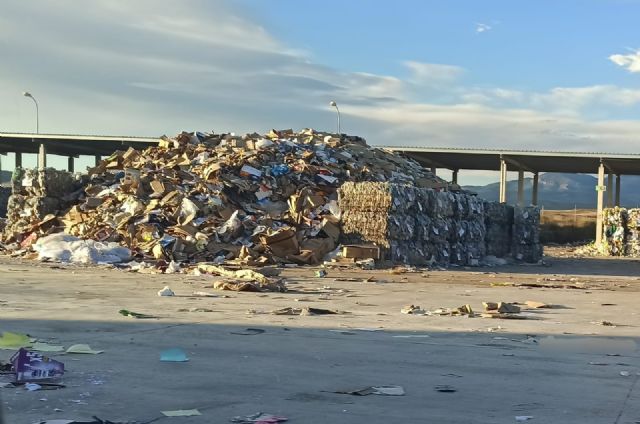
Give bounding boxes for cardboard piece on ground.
[66,344,103,354]
[260,228,300,257]
[161,410,202,417]
[31,342,65,352]
[0,332,32,349]
[11,348,65,382]
[342,245,380,260]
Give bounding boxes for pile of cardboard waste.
[2,129,450,266]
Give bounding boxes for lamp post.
[329,100,341,134]
[22,91,45,169]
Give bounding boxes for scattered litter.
[161,409,202,417]
[492,302,520,313]
[524,301,550,309]
[66,344,103,354]
[588,362,609,366]
[434,385,457,393]
[425,305,475,317]
[481,313,531,320]
[31,342,65,352]
[271,307,340,316]
[230,412,288,423]
[515,417,534,422]
[392,334,431,338]
[178,307,214,312]
[32,233,131,264]
[200,265,286,292]
[401,305,425,315]
[191,291,218,297]
[165,261,181,274]
[118,309,156,319]
[157,286,175,297]
[213,279,286,293]
[620,371,631,377]
[331,385,405,396]
[0,331,32,349]
[594,321,616,327]
[12,348,64,382]
[32,419,126,424]
[160,348,189,362]
[230,328,266,336]
[315,270,327,278]
[25,383,43,391]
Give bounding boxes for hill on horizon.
[464,172,640,209]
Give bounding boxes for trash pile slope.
[2,129,449,265]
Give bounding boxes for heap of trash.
[1,129,453,266]
[599,206,640,257]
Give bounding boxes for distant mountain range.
[464,173,640,209]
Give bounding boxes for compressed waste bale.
[339,181,494,266]
[512,206,542,262]
[484,201,513,258]
[625,208,640,257]
[603,207,626,256]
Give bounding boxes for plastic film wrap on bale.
[338,182,491,266]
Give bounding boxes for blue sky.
[1,1,640,183]
[242,0,640,92]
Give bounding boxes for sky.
[1,0,640,184]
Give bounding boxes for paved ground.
[1,250,639,423]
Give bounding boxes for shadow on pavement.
[1,319,639,424]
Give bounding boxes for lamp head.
[329,101,337,107]
[23,91,32,98]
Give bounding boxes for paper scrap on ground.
[31,342,65,352]
[161,409,202,417]
[0,331,32,349]
[157,286,175,297]
[160,348,189,362]
[515,417,534,422]
[230,412,288,423]
[333,385,405,396]
[66,344,103,354]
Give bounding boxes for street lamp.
[22,91,45,169]
[22,92,39,134]
[329,100,341,134]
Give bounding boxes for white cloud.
[476,23,492,33]
[404,61,465,86]
[1,0,640,163]
[609,49,640,73]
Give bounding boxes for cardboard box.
[260,228,300,257]
[342,244,380,260]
